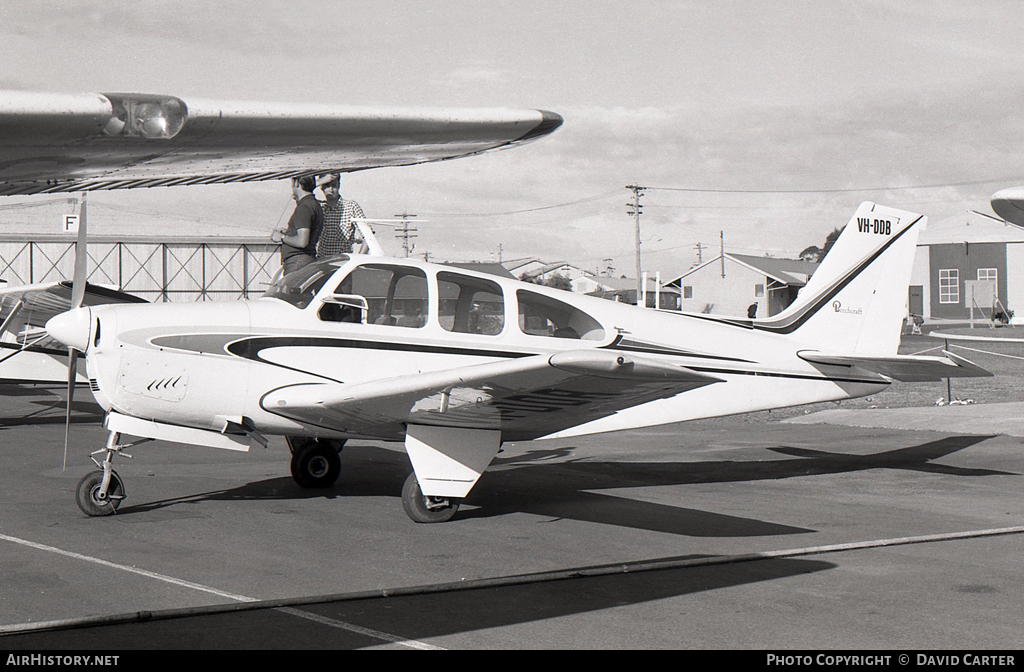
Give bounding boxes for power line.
[645,176,1024,195]
[419,189,623,218]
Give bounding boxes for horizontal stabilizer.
[798,350,992,382]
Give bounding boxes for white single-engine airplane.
[3,91,990,523]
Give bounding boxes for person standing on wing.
[317,173,365,258]
[276,175,324,275]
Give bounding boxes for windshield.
[262,257,349,308]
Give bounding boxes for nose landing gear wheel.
[76,470,125,517]
[290,440,342,488]
[401,472,460,523]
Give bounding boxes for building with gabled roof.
[667,253,817,318]
[442,261,516,279]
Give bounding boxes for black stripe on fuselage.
[220,335,885,386]
[226,336,533,363]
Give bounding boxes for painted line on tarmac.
[2,525,1023,644]
[0,533,256,603]
[0,532,441,650]
[275,607,444,650]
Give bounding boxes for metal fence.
[0,236,280,302]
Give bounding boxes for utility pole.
[626,185,645,305]
[394,213,418,257]
[694,242,706,267]
[720,231,725,278]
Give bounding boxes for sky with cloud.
[3,0,1024,278]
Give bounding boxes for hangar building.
[910,210,1024,323]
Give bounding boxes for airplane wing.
[0,281,145,383]
[262,349,723,441]
[1,280,146,350]
[797,350,992,382]
[0,91,563,195]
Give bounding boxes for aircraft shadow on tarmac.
[113,434,1009,539]
[0,555,836,650]
[0,393,104,427]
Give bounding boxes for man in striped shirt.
[317,173,365,258]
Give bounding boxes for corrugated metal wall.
[0,236,280,302]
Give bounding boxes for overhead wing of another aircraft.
[0,91,563,195]
[990,187,1024,227]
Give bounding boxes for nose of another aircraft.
[46,307,92,353]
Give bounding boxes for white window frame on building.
[938,268,959,304]
[977,268,997,283]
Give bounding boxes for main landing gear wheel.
[401,472,460,523]
[76,470,125,517]
[290,439,343,488]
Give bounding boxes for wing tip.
[516,110,563,142]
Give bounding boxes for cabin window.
[516,289,605,340]
[938,269,959,304]
[978,268,997,283]
[683,286,693,299]
[437,272,504,335]
[321,263,428,327]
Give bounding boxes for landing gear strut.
[401,472,460,523]
[288,437,345,488]
[76,431,150,517]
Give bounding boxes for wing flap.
[262,350,722,441]
[798,350,992,382]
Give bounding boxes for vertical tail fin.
[756,202,925,356]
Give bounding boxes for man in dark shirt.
[277,176,324,275]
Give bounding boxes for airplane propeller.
[63,194,88,471]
